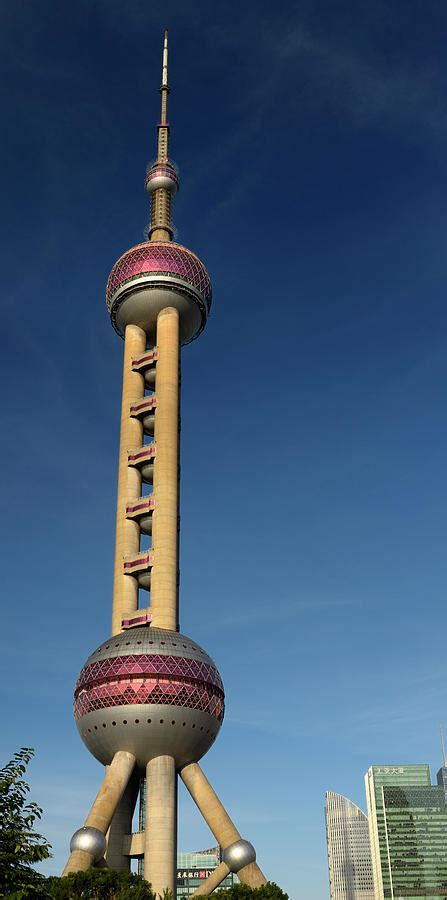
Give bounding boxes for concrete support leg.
[144,755,177,898]
[112,324,146,636]
[63,751,136,875]
[191,861,231,895]
[105,769,140,870]
[150,307,180,631]
[180,762,267,889]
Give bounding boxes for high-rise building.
[437,766,447,801]
[61,32,268,897]
[365,764,447,899]
[325,791,375,900]
[177,847,239,899]
[437,731,447,801]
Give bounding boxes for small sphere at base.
[223,839,257,872]
[69,826,106,861]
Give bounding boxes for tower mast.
[149,29,178,242]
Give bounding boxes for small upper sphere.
[74,627,224,770]
[145,161,179,194]
[106,241,212,345]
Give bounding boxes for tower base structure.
[63,753,266,897]
[64,625,267,895]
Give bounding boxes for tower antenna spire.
[145,29,178,241]
[160,28,169,131]
[441,726,446,766]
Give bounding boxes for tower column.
[144,755,177,897]
[112,324,146,636]
[150,307,180,630]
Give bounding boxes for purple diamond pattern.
[74,654,224,723]
[106,242,212,310]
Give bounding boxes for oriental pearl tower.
[62,32,268,898]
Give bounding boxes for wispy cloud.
[199,595,354,632]
[181,6,447,222]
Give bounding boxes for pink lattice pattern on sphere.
[76,655,223,691]
[106,242,212,310]
[74,677,224,722]
[74,654,225,722]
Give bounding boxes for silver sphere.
[223,839,256,872]
[70,826,106,861]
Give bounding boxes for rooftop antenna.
[441,726,446,767]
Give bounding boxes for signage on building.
[375,767,405,775]
[177,868,213,880]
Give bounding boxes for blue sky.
[1,1,447,897]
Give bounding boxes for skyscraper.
[437,732,447,800]
[437,765,447,801]
[61,33,267,897]
[365,764,447,899]
[325,791,375,900]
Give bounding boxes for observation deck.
[123,550,154,590]
[127,444,156,483]
[131,349,158,389]
[126,496,155,534]
[130,397,157,435]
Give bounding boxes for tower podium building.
[62,33,267,897]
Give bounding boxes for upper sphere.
[145,162,179,194]
[106,241,212,345]
[74,627,224,770]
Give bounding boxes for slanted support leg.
[105,768,140,870]
[63,751,136,875]
[180,762,267,889]
[191,861,231,895]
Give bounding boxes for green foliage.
[44,869,160,899]
[0,748,52,898]
[212,884,288,899]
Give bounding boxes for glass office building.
[382,785,447,899]
[365,764,447,899]
[177,847,238,898]
[325,791,375,899]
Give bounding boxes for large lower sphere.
[74,627,224,770]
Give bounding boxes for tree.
[44,869,161,899]
[212,885,289,899]
[0,748,52,897]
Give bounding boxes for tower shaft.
[111,309,180,636]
